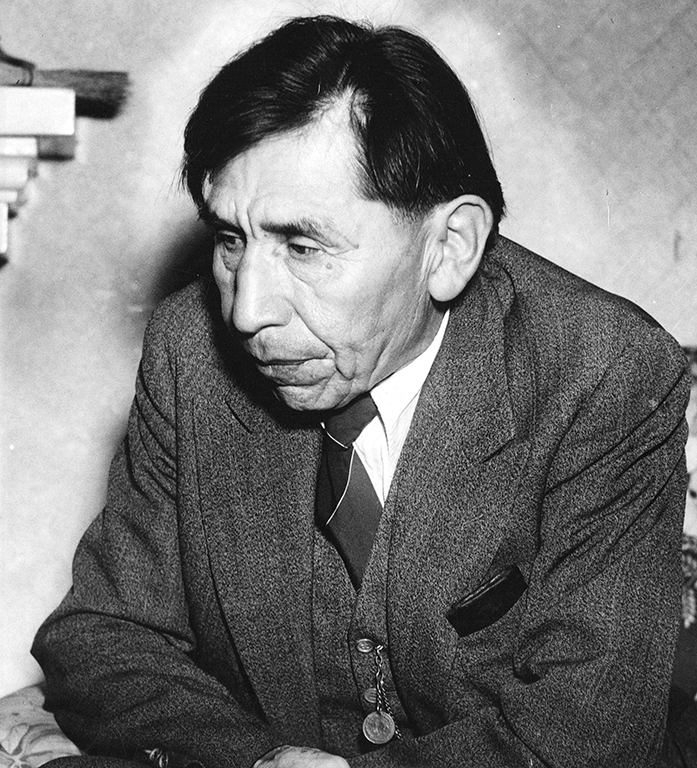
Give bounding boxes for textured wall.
[1,0,695,696]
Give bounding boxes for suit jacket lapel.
[193,373,323,744]
[385,265,533,724]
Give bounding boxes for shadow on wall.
[152,223,214,303]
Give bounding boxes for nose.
[231,248,291,336]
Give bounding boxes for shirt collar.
[371,310,450,432]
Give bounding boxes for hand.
[253,745,350,768]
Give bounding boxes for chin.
[274,384,351,412]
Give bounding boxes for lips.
[255,358,310,366]
[252,358,315,377]
[247,355,332,387]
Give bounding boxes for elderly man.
[34,15,689,768]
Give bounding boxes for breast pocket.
[446,565,526,637]
[445,566,528,715]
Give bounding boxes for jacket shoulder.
[486,236,683,359]
[140,278,232,394]
[147,279,218,349]
[481,237,689,410]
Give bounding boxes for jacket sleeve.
[350,329,690,768]
[32,304,281,768]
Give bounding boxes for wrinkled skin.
[205,105,443,411]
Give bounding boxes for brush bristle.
[32,69,129,117]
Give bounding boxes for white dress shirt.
[355,312,449,504]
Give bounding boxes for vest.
[311,503,413,756]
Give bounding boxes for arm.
[349,331,690,767]
[32,304,281,768]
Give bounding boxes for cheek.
[318,278,399,349]
[316,310,384,378]
[212,257,235,319]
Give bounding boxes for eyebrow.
[263,218,334,241]
[198,204,348,244]
[197,205,238,231]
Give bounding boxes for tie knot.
[324,393,378,449]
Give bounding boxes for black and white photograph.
[1,1,696,766]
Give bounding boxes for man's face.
[204,108,442,411]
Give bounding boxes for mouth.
[255,358,311,367]
[247,354,332,388]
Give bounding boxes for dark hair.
[183,15,505,230]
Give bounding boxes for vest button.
[355,638,375,653]
[363,687,378,704]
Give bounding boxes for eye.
[215,232,245,253]
[288,240,321,258]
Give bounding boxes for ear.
[424,196,493,303]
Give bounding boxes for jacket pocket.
[446,565,526,637]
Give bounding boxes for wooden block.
[37,134,76,159]
[0,137,38,156]
[0,202,8,255]
[0,87,75,136]
[0,189,19,204]
[0,135,75,159]
[0,156,37,189]
[0,187,27,216]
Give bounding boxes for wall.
[1,0,695,697]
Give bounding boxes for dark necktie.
[316,393,383,589]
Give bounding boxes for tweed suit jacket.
[33,236,690,768]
